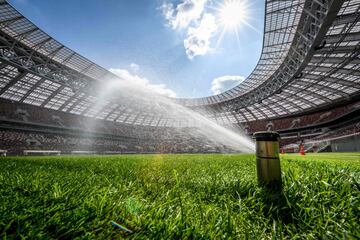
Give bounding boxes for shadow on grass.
[257,188,298,225]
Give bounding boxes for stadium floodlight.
[253,131,281,190]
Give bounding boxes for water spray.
[253,131,282,190]
[84,78,255,153]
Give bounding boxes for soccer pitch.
[1,153,359,239]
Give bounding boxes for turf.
[0,153,359,239]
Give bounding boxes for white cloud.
[184,13,217,59]
[160,0,218,59]
[130,63,139,72]
[109,68,176,98]
[160,0,208,30]
[211,75,245,94]
[160,3,175,25]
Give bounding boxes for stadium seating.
[1,99,359,155]
[280,122,360,152]
[244,101,360,133]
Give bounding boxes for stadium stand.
[244,101,360,133]
[281,121,360,153]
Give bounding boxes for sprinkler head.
[253,131,282,190]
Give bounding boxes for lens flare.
[219,0,248,29]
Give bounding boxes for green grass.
[0,153,359,239]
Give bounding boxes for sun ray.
[215,26,228,49]
[240,19,262,34]
[234,27,242,53]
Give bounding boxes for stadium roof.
[0,0,359,126]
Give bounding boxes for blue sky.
[9,0,264,98]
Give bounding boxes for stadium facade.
[0,0,359,154]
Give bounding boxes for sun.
[214,0,255,50]
[219,0,248,29]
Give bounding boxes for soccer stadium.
[0,0,359,238]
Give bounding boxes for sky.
[9,0,264,98]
